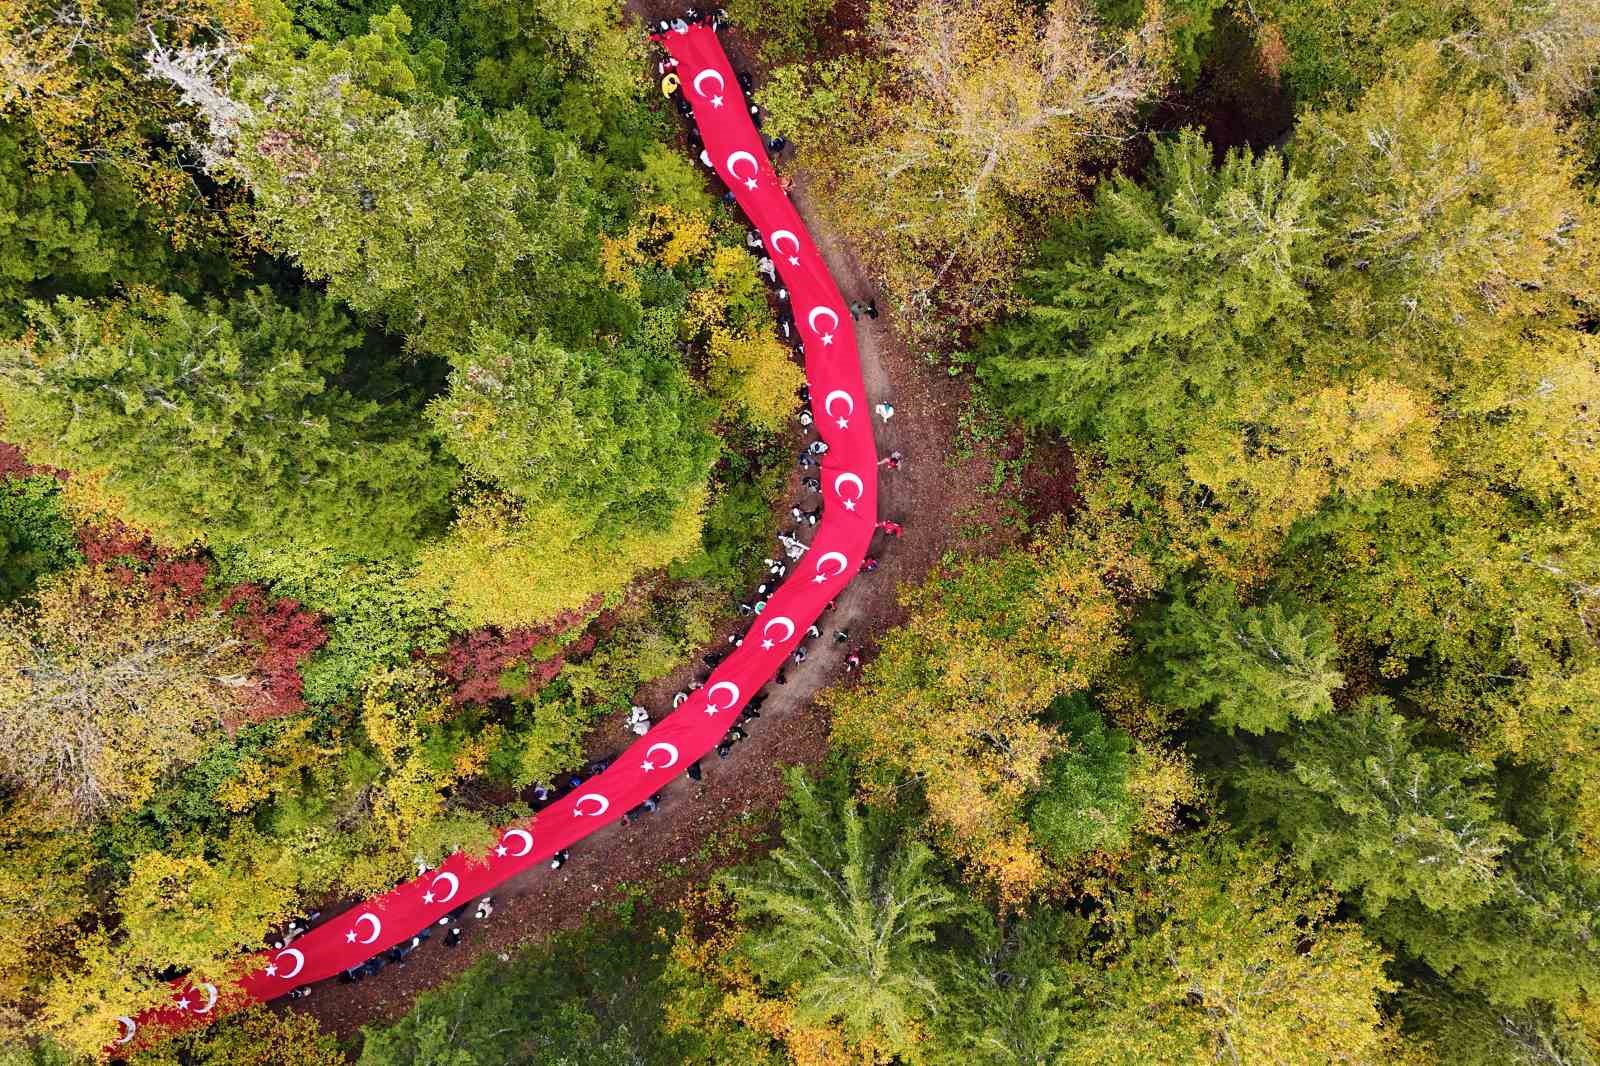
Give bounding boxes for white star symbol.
[704,704,720,715]
[836,417,849,429]
[495,845,508,857]
[345,930,357,943]
[423,891,436,904]
[761,639,774,650]
[821,333,834,345]
[744,178,758,190]
[265,963,277,976]
[788,255,800,266]
[813,573,829,584]
[710,94,723,108]
[641,760,655,772]
[844,499,858,510]
[176,997,190,1011]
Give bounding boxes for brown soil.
[293,34,1053,1048]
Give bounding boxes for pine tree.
[0,289,458,555]
[727,769,963,1056]
[978,128,1324,468]
[932,910,1081,1065]
[1144,582,1345,734]
[1237,697,1518,916]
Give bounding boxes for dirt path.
[296,35,1011,1047]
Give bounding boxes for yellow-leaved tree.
[416,489,708,629]
[0,565,257,823]
[826,514,1156,903]
[761,0,1170,342]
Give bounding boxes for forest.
[1,0,1599,1062]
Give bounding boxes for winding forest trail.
[289,28,1014,1044]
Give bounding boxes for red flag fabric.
[113,23,877,1051]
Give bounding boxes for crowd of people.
[250,13,913,1005]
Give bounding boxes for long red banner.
[112,23,878,1052]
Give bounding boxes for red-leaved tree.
[222,583,328,719]
[433,597,602,705]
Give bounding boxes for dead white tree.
[143,29,250,168]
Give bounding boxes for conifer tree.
[1144,582,1345,734]
[0,289,457,555]
[727,770,962,1056]
[1237,697,1518,916]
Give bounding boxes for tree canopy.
[0,289,458,556]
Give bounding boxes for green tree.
[1027,700,1140,862]
[973,130,1431,576]
[1097,0,1225,83]
[1238,697,1518,916]
[224,8,611,357]
[1367,806,1600,1009]
[462,0,646,105]
[0,289,457,556]
[1252,0,1456,103]
[932,909,1081,1065]
[1064,835,1402,1064]
[0,127,197,329]
[358,917,701,1066]
[0,475,79,599]
[726,0,833,62]
[1254,0,1600,106]
[1143,582,1345,734]
[428,328,718,534]
[727,769,964,1056]
[978,129,1323,470]
[1402,984,1599,1066]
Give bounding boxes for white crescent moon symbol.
[355,913,381,945]
[430,871,460,904]
[574,793,609,817]
[807,306,839,334]
[816,551,848,579]
[823,390,854,417]
[501,828,533,857]
[727,151,759,179]
[645,742,680,769]
[708,680,741,710]
[770,230,800,255]
[693,68,724,97]
[762,616,795,642]
[194,982,218,1014]
[116,1017,137,1043]
[834,472,864,500]
[276,947,305,978]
